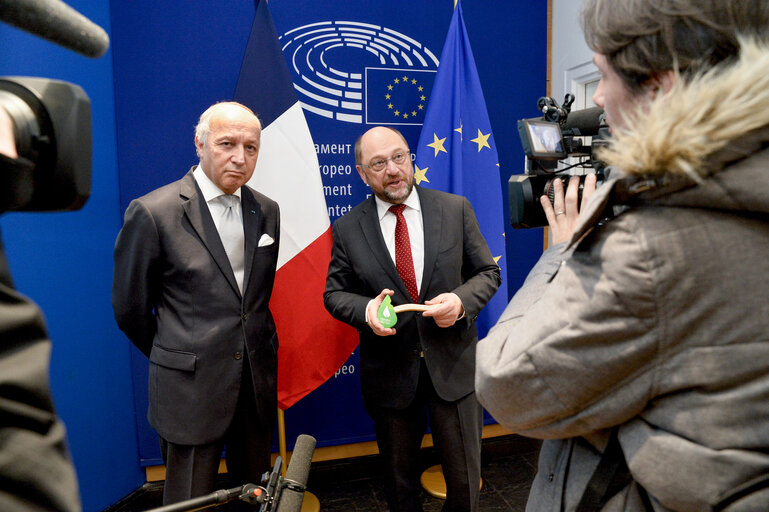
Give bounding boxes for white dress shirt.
[193,165,243,230]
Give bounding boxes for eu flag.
[365,68,436,125]
[415,0,506,338]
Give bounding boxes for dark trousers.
[159,363,272,506]
[369,361,483,512]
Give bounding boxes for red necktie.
[389,204,419,303]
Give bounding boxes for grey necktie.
[218,194,244,293]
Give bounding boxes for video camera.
[0,77,92,212]
[509,93,609,228]
[0,0,110,213]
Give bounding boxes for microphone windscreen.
[562,107,604,136]
[275,434,316,512]
[0,0,109,58]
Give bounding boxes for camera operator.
[0,106,81,511]
[476,1,769,510]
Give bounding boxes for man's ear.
[356,165,368,186]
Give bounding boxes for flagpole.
[278,407,287,476]
[234,1,352,509]
[422,2,474,500]
[422,0,457,501]
[420,0,502,502]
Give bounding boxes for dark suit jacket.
[324,185,501,409]
[112,169,280,445]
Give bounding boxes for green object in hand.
[377,295,397,328]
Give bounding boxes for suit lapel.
[180,171,241,297]
[358,196,413,302]
[417,186,442,302]
[241,186,263,294]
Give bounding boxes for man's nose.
[231,145,246,163]
[384,158,400,174]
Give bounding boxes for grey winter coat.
[475,39,769,511]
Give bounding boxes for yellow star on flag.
[493,255,502,264]
[471,129,491,152]
[427,133,448,157]
[414,164,430,184]
[454,123,463,141]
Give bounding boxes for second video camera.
[509,94,608,228]
[0,76,91,213]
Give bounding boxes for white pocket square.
[258,233,274,247]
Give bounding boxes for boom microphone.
[0,0,109,58]
[275,434,317,512]
[561,106,605,137]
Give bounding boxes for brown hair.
[581,0,769,92]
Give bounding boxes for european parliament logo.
[279,21,439,125]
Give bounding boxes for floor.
[105,434,541,512]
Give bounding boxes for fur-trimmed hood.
[569,38,769,246]
[599,37,769,181]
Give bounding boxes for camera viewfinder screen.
[522,120,567,159]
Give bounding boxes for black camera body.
[0,0,108,214]
[0,76,92,213]
[509,94,608,228]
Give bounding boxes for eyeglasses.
[360,151,410,172]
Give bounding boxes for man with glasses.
[324,126,501,512]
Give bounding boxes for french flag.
[234,0,358,409]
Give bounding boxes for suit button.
[234,352,243,360]
[548,473,554,482]
[242,313,249,321]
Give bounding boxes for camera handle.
[537,93,575,123]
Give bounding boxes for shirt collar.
[193,165,242,202]
[375,186,421,221]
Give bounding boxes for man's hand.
[541,173,598,245]
[423,293,464,328]
[366,289,397,336]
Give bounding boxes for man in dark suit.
[324,126,501,512]
[112,102,280,505]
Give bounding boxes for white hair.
[194,101,262,155]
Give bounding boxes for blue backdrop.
[0,1,547,510]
